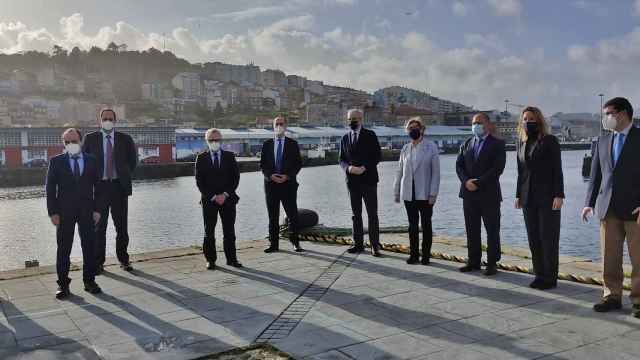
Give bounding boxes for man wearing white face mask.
[195,128,242,270]
[260,115,304,253]
[46,128,102,299]
[83,108,138,274]
[583,97,640,318]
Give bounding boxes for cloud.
[452,1,468,17]
[487,0,522,17]
[2,12,640,113]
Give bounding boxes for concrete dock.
[0,237,638,359]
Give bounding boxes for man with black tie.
[260,115,304,253]
[195,128,242,270]
[83,109,138,273]
[583,97,640,317]
[46,128,102,299]
[456,113,506,276]
[339,109,382,256]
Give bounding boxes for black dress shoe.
[421,258,430,265]
[347,246,364,254]
[529,279,543,289]
[459,264,481,273]
[536,281,557,290]
[55,286,70,300]
[406,257,419,265]
[120,263,133,272]
[264,247,279,253]
[483,266,498,276]
[227,261,243,268]
[294,245,305,252]
[206,262,216,270]
[95,265,104,276]
[632,304,640,318]
[371,250,382,257]
[83,281,102,294]
[593,298,622,312]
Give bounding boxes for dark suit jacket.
[45,152,100,216]
[516,135,565,207]
[339,128,382,186]
[456,134,506,202]
[260,137,302,185]
[586,126,640,220]
[82,130,138,196]
[195,150,240,204]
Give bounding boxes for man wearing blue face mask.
[456,113,506,276]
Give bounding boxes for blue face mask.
[472,124,485,137]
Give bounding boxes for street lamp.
[504,99,509,113]
[598,93,604,135]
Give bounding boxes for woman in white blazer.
[393,117,440,265]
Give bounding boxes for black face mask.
[409,128,421,140]
[349,120,359,130]
[526,122,539,137]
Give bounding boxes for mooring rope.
[280,227,629,291]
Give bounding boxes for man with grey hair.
[339,109,382,256]
[195,128,242,270]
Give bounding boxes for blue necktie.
[276,139,283,173]
[213,152,219,169]
[473,138,484,160]
[613,133,625,166]
[72,155,80,180]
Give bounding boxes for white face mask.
[603,114,618,131]
[208,141,221,152]
[65,143,81,155]
[101,121,114,132]
[275,125,286,136]
[472,123,485,137]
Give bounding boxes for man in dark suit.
[260,115,304,253]
[82,108,138,273]
[583,97,640,317]
[339,109,382,256]
[46,128,102,299]
[456,113,506,276]
[195,128,242,270]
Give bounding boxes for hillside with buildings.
[0,43,476,129]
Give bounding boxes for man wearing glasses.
[339,109,382,256]
[46,128,102,299]
[196,128,242,270]
[583,97,640,318]
[83,109,138,274]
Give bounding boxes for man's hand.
[93,212,101,225]
[428,196,437,205]
[552,197,564,211]
[581,207,593,222]
[50,214,60,227]
[349,166,365,175]
[632,207,640,225]
[270,174,284,183]
[394,195,400,204]
[279,174,289,182]
[215,194,226,206]
[465,179,478,192]
[515,198,521,209]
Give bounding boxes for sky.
[1,0,640,114]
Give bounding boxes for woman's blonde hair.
[404,116,425,132]
[516,106,550,142]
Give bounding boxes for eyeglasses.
[348,118,361,121]
[604,111,618,116]
[102,118,115,122]
[206,139,220,143]
[63,140,80,145]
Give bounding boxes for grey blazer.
[394,140,440,201]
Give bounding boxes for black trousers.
[265,182,299,248]
[404,200,433,260]
[95,180,130,266]
[348,183,380,249]
[57,209,96,286]
[463,198,501,266]
[523,204,560,283]
[202,199,237,264]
